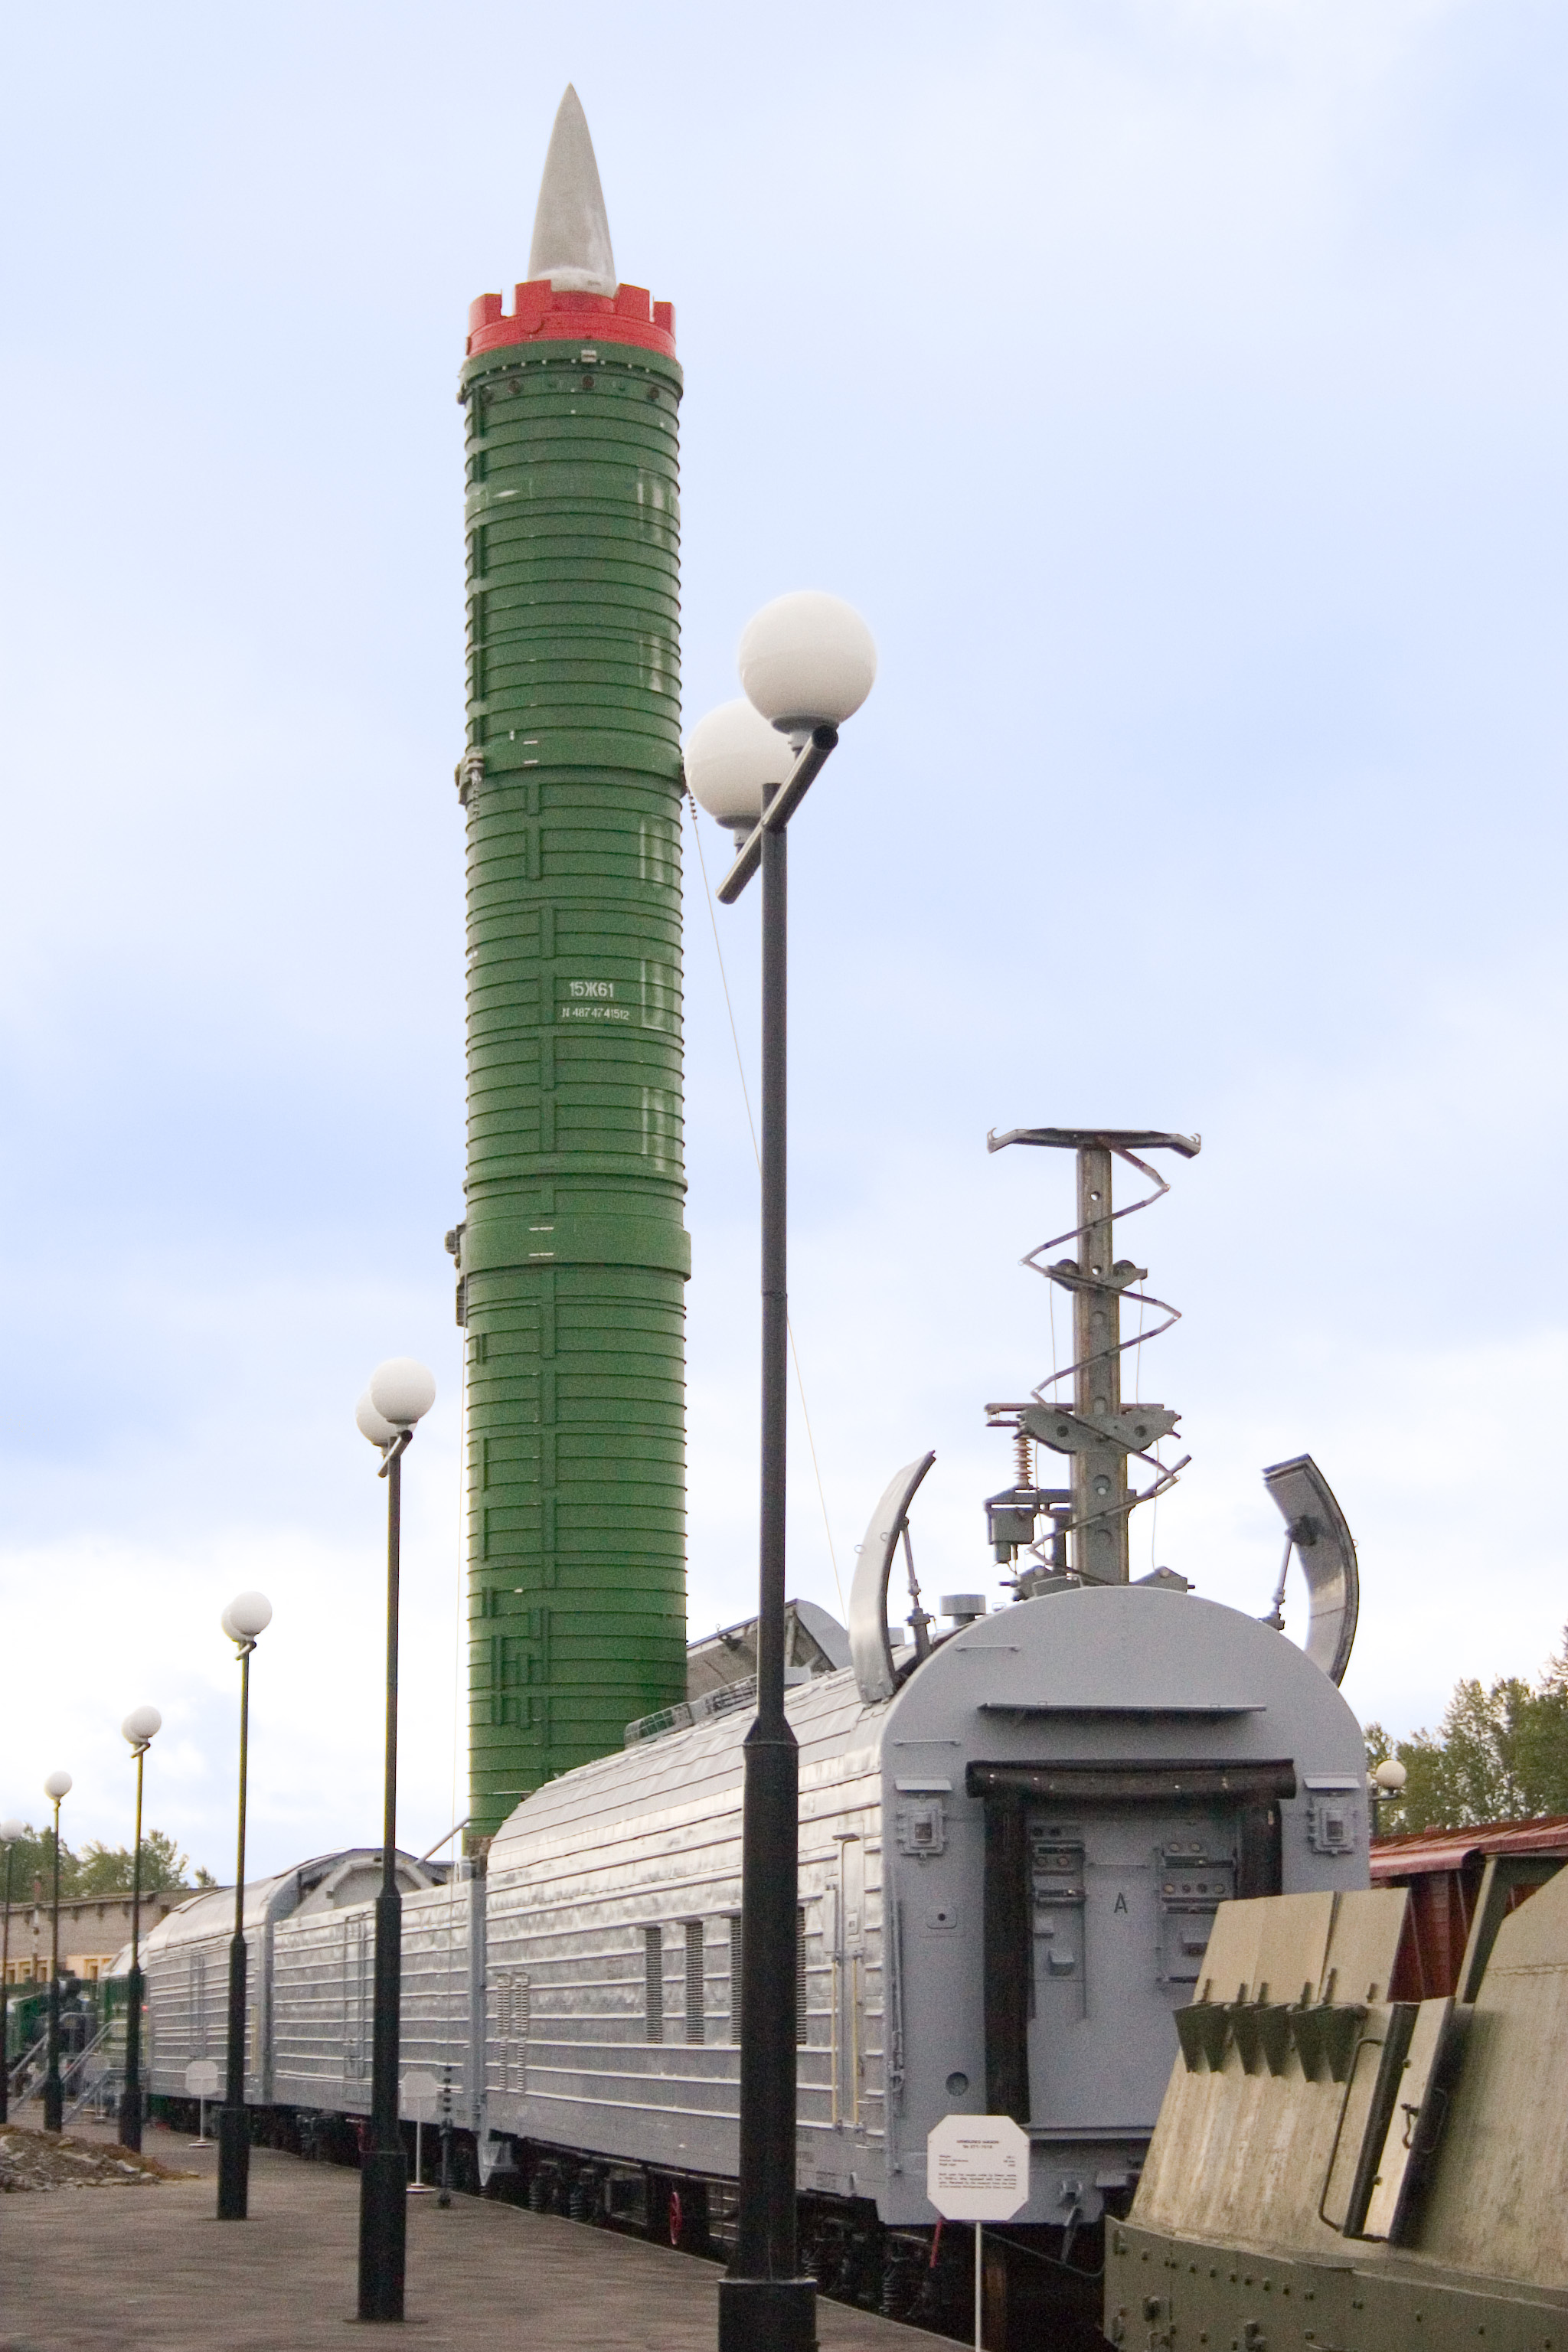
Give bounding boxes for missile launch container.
[452,94,689,1834]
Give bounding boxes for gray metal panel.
[142,1923,266,2102]
[400,1877,474,2116]
[847,1454,936,1704]
[485,1671,890,2194]
[1263,1455,1360,1684]
[272,1908,374,2113]
[877,1585,1371,2229]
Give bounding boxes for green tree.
[1,1824,83,1901]
[3,1825,209,1904]
[1367,1630,1568,1835]
[75,1830,193,1895]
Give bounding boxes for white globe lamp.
[1373,1758,1407,1795]
[122,1706,162,1747]
[356,1392,399,1448]
[368,1357,437,1429]
[738,590,877,739]
[684,699,792,835]
[0,1818,24,1843]
[43,1770,72,1802]
[224,1591,273,1642]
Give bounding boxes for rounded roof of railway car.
[890,1583,1367,1769]
[488,1583,1365,1867]
[103,1847,445,1974]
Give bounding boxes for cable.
[447,1334,467,2092]
[686,796,846,1619]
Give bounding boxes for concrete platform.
[0,2125,958,2351]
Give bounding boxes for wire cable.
[686,795,846,1619]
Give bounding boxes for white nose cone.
[528,85,617,296]
[684,700,793,830]
[738,592,877,734]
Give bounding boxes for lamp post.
[356,1354,437,2325]
[1369,1756,1407,1840]
[0,1817,24,2124]
[118,1705,162,2151]
[688,590,877,2352]
[217,1589,272,2220]
[41,1770,72,2132]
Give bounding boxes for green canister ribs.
[454,90,688,1832]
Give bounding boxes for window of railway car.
[728,1915,742,2042]
[643,1924,663,2042]
[723,1911,807,2043]
[684,1922,704,2044]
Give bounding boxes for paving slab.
[0,2127,959,2352]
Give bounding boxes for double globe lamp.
[684,591,875,2352]
[216,1586,273,2219]
[40,1769,73,2132]
[118,1702,162,2151]
[0,1818,25,2126]
[354,1354,436,2325]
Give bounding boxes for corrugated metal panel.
[273,1909,374,2114]
[1372,1817,1568,1878]
[143,1926,265,2101]
[482,1668,889,2180]
[401,1878,473,2105]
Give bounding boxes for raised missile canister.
[452,89,688,1834]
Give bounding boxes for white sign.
[926,2113,1031,2221]
[401,2071,441,2122]
[185,2059,221,2097]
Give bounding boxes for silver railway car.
[122,1580,1364,2223]
[480,1576,1368,2231]
[132,1850,443,2109]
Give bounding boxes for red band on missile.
[466,281,675,359]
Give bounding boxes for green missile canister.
[453,89,687,1834]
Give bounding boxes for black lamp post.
[0,1818,24,2125]
[41,1770,72,2133]
[118,1704,162,2151]
[356,1354,437,2326]
[217,1589,272,2220]
[688,591,877,2352]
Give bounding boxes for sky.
[2,0,1565,1882]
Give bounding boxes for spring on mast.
[982,1128,1200,1586]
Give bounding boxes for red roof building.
[1371,1816,1568,1999]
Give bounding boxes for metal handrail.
[60,2016,121,2122]
[7,2027,48,2093]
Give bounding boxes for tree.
[2,1825,211,1905]
[1,1824,83,1902]
[75,1831,193,1895]
[1367,1631,1568,1835]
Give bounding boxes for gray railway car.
[132,1850,443,2108]
[126,1579,1364,2213]
[481,1576,1368,2231]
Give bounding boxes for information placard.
[926,2114,1031,2352]
[926,2113,1031,2221]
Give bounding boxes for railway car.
[480,1564,1370,2234]
[136,1848,445,2110]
